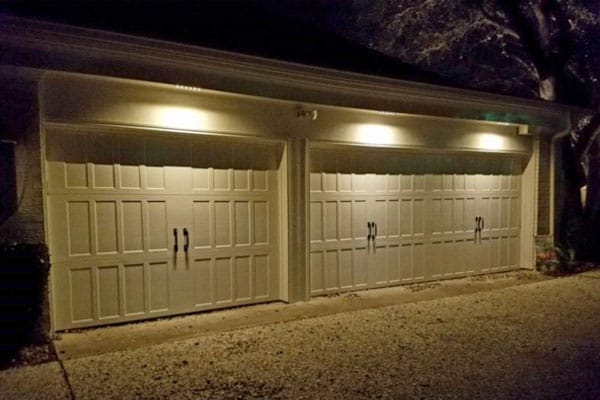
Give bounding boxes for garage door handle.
[173,228,179,252]
[183,228,189,252]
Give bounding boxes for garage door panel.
[500,197,510,229]
[214,201,232,247]
[325,201,338,240]
[339,249,353,288]
[124,263,145,316]
[148,261,169,312]
[213,169,231,191]
[352,174,366,192]
[215,257,233,303]
[500,237,510,268]
[462,239,477,273]
[442,241,456,276]
[48,132,281,329]
[253,254,271,298]
[122,201,144,252]
[478,238,492,271]
[373,200,386,235]
[97,265,120,320]
[339,201,353,240]
[234,170,250,191]
[192,168,210,190]
[147,201,168,251]
[353,248,368,287]
[310,202,323,242]
[352,201,367,239]
[442,198,454,234]
[235,256,251,301]
[92,164,115,189]
[325,250,339,290]
[67,201,92,256]
[310,251,324,294]
[63,162,89,184]
[192,258,212,307]
[96,201,119,254]
[430,199,443,235]
[310,148,524,294]
[120,165,142,189]
[234,201,251,246]
[429,241,443,279]
[70,268,94,323]
[373,246,387,285]
[193,201,211,247]
[387,245,400,282]
[145,166,165,189]
[387,200,399,237]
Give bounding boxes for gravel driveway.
[2,270,599,399]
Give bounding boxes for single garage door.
[310,147,524,295]
[46,129,282,330]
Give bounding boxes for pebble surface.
[1,271,598,399]
[60,271,600,399]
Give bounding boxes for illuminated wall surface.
[42,74,532,154]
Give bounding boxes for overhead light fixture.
[477,133,505,150]
[355,123,396,145]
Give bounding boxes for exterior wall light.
[296,107,318,120]
[477,133,505,151]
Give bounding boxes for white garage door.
[310,147,523,295]
[46,130,282,330]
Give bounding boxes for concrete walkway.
[1,270,599,399]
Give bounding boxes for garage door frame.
[43,122,290,330]
[308,140,538,295]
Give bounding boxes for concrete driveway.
[1,270,599,399]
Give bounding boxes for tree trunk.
[581,124,600,261]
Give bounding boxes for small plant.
[535,236,580,274]
[535,238,559,272]
[554,245,579,272]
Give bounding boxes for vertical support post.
[520,135,539,269]
[287,137,310,302]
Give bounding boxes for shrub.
[0,242,49,362]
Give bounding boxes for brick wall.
[537,135,552,236]
[0,79,44,244]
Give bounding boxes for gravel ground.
[0,362,70,400]
[60,271,600,400]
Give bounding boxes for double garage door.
[310,147,524,295]
[47,130,282,330]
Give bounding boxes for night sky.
[0,0,441,82]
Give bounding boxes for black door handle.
[367,222,372,240]
[173,228,178,252]
[183,228,189,252]
[373,222,378,239]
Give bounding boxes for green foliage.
[0,241,50,364]
[536,237,579,274]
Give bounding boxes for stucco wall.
[0,79,44,244]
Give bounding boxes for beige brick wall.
[0,79,44,244]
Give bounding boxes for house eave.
[0,14,571,133]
